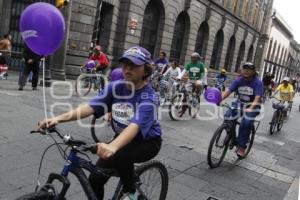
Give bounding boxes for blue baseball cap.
[119,46,152,66]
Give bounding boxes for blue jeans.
[224,102,260,148]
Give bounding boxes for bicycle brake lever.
[82,144,98,154]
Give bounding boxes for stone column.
[255,0,274,73]
[50,0,73,80]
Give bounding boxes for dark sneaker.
[18,86,23,91]
[32,87,37,90]
[236,147,246,158]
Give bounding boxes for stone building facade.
[261,10,300,83]
[0,0,274,80]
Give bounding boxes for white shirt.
[163,67,181,79]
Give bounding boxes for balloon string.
[42,58,48,128]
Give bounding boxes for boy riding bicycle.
[221,62,263,157]
[38,46,162,200]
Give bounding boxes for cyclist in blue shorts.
[37,46,162,200]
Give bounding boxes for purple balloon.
[20,3,65,55]
[111,68,124,81]
[204,87,222,104]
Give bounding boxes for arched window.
[247,45,254,62]
[170,12,190,63]
[140,0,164,56]
[235,41,245,72]
[210,30,224,69]
[266,38,273,60]
[194,22,209,60]
[93,2,114,52]
[224,36,236,71]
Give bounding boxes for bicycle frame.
[46,148,123,200]
[222,105,260,141]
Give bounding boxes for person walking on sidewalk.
[18,45,43,90]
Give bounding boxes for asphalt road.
[0,72,299,200]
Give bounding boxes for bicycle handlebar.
[30,128,98,154]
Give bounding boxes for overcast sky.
[273,0,300,43]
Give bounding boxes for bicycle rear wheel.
[136,161,168,200]
[15,191,54,200]
[207,124,230,168]
[75,76,92,96]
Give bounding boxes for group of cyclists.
[35,44,299,200]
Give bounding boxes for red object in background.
[89,53,109,69]
[0,64,8,73]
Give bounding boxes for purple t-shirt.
[229,76,263,103]
[155,58,169,72]
[89,81,162,139]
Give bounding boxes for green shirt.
[184,61,205,80]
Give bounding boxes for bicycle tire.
[168,94,188,120]
[135,161,168,200]
[190,95,200,118]
[277,111,284,131]
[75,76,92,96]
[207,124,230,168]
[91,115,116,143]
[15,191,54,200]
[269,110,278,135]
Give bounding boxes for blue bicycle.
[16,128,168,200]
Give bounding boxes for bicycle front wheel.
[90,115,116,143]
[269,110,278,135]
[207,124,230,168]
[136,161,168,200]
[277,111,284,131]
[168,94,190,120]
[75,76,92,96]
[15,191,54,200]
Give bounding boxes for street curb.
[284,177,299,200]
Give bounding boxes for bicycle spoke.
[138,167,162,200]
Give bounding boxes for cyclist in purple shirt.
[154,51,169,74]
[221,62,263,157]
[37,46,162,200]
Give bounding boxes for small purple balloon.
[20,2,65,55]
[111,68,124,81]
[204,87,222,104]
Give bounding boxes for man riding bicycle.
[221,62,263,157]
[272,77,294,118]
[177,52,205,96]
[37,46,162,200]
